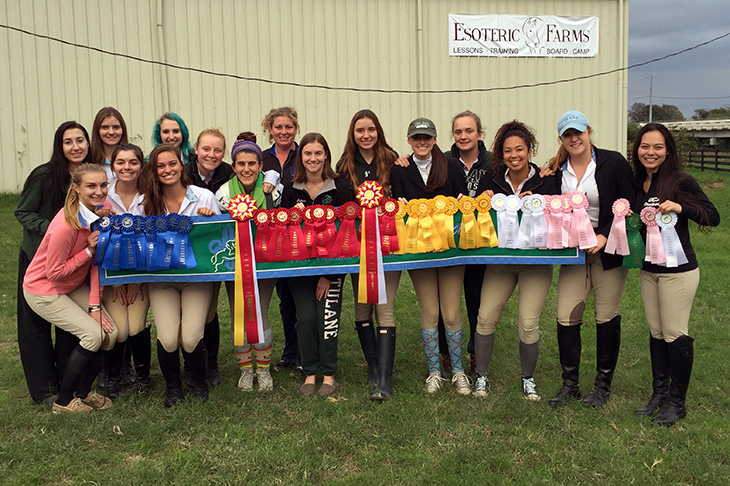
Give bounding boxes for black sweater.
[631,169,719,273]
[184,160,234,195]
[389,155,469,200]
[262,143,298,188]
[476,162,560,196]
[280,176,354,208]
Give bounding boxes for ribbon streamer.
[569,192,598,250]
[605,198,631,255]
[356,181,387,304]
[641,207,666,264]
[622,213,645,268]
[475,194,498,248]
[656,211,688,268]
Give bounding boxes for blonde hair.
[195,127,227,151]
[63,163,107,229]
[261,107,300,144]
[548,127,593,171]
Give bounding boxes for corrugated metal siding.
[0,0,627,192]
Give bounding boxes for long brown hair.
[63,163,107,229]
[111,143,146,192]
[91,107,128,166]
[425,143,449,193]
[292,133,338,183]
[141,144,191,216]
[337,110,397,196]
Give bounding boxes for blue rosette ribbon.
[148,214,173,271]
[133,215,147,269]
[102,215,124,270]
[170,214,197,269]
[93,215,114,267]
[117,214,138,270]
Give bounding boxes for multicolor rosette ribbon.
[356,181,386,304]
[227,194,265,346]
[545,195,566,249]
[475,194,498,248]
[622,213,645,268]
[332,201,360,258]
[170,214,196,269]
[605,198,631,255]
[378,198,400,254]
[458,196,480,249]
[640,206,666,264]
[568,192,598,250]
[656,211,688,268]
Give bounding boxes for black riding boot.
[103,342,126,399]
[121,340,136,385]
[370,328,396,401]
[129,327,152,385]
[636,336,669,415]
[549,322,582,407]
[583,316,621,407]
[157,341,183,408]
[182,340,209,402]
[355,319,379,386]
[653,336,693,426]
[204,314,221,386]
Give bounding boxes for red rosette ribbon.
[568,192,597,250]
[378,198,400,254]
[226,194,264,346]
[301,207,316,256]
[264,208,292,262]
[640,206,666,264]
[324,206,338,248]
[311,205,330,258]
[252,209,272,261]
[356,181,386,304]
[605,198,631,255]
[332,201,361,258]
[287,207,309,260]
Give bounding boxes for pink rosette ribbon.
[569,192,597,249]
[544,195,565,249]
[640,207,666,264]
[605,198,631,255]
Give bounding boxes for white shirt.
[561,154,599,228]
[106,179,145,216]
[504,166,536,196]
[413,156,432,185]
[167,185,221,216]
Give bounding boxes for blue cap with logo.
[557,110,590,136]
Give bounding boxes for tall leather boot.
[103,343,126,399]
[583,316,621,407]
[636,336,669,415]
[370,328,396,401]
[121,340,136,385]
[157,341,183,408]
[653,335,693,426]
[129,327,152,385]
[549,322,582,407]
[182,340,209,402]
[204,314,221,386]
[355,319,379,386]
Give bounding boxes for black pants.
[439,264,485,355]
[289,275,343,376]
[277,279,300,364]
[17,248,78,403]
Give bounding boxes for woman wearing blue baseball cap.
[546,111,633,408]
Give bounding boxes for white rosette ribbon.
[656,211,688,268]
[503,194,523,248]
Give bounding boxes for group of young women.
[16,106,718,425]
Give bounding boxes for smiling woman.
[91,107,129,181]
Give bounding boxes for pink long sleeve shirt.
[23,209,101,306]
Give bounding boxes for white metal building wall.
[0,0,627,192]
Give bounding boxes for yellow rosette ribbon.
[432,196,455,249]
[475,194,498,247]
[393,200,407,255]
[458,196,480,249]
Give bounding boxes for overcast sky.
[628,0,730,119]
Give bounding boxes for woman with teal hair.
[152,112,196,165]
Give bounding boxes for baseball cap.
[557,111,590,136]
[407,117,437,138]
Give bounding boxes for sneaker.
[474,375,491,397]
[522,377,541,401]
[52,398,93,414]
[425,372,445,394]
[257,368,273,392]
[452,371,472,396]
[80,391,113,409]
[237,368,254,391]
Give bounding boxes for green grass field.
[1,169,729,485]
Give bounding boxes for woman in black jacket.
[390,117,471,395]
[547,111,634,408]
[473,120,559,400]
[631,123,719,425]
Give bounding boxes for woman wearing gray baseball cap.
[546,110,633,408]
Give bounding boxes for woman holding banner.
[546,111,633,408]
[631,123,719,425]
[216,133,277,392]
[142,143,220,407]
[336,109,401,401]
[280,132,352,397]
[473,120,559,400]
[389,117,470,395]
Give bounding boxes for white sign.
[449,14,599,58]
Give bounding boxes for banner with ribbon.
[228,194,265,346]
[356,181,387,304]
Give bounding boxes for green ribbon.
[622,213,645,269]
